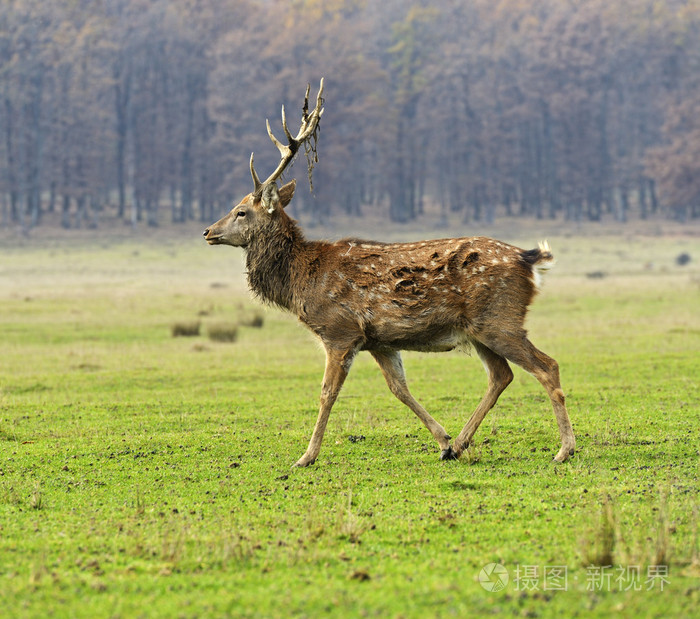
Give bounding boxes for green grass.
[0,233,699,618]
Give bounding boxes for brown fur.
[204,186,576,467]
[203,80,573,467]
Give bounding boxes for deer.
[203,79,576,468]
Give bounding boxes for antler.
[250,78,325,196]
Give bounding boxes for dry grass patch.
[171,321,201,337]
[239,311,265,328]
[207,321,238,343]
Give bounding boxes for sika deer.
[204,80,575,467]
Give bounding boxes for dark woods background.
[1,0,699,231]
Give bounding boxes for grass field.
[1,226,699,618]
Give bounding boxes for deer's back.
[297,236,538,352]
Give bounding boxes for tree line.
[1,0,699,230]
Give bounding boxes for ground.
[0,219,698,618]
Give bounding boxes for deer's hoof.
[553,446,575,463]
[440,446,459,461]
[292,457,316,468]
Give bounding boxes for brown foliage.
[1,0,699,229]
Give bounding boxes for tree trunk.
[61,195,71,229]
[114,62,131,220]
[4,96,19,223]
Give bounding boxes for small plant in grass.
[582,495,616,566]
[218,530,256,565]
[135,487,146,517]
[337,490,367,544]
[691,506,700,573]
[1,483,21,506]
[654,494,670,567]
[464,442,481,465]
[207,322,238,343]
[29,553,48,585]
[30,482,43,510]
[171,321,201,337]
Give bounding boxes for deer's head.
[204,79,324,248]
[203,180,296,247]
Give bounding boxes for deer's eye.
[236,210,246,219]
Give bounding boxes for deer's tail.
[520,240,555,290]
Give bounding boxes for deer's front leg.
[293,346,357,468]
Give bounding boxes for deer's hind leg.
[370,350,456,460]
[453,342,513,458]
[481,332,576,462]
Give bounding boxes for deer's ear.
[261,182,280,214]
[279,180,296,209]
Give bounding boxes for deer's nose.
[203,228,210,238]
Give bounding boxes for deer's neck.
[245,215,305,311]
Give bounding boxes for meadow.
[0,225,698,618]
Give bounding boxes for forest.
[1,0,699,230]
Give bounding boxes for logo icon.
[479,563,509,592]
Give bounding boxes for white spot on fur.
[532,269,543,290]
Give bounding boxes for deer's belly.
[363,325,473,353]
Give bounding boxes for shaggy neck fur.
[244,212,306,311]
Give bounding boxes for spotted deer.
[204,80,576,467]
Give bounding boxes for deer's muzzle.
[203,228,223,244]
